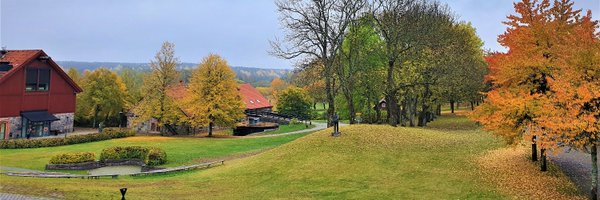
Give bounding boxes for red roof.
[0,49,83,92]
[239,83,272,110]
[166,82,187,101]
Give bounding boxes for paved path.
[0,193,55,200]
[0,166,44,173]
[551,148,599,198]
[30,128,97,140]
[246,122,348,138]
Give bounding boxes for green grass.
[0,133,308,171]
[256,124,316,135]
[0,114,515,199]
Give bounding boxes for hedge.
[147,147,168,166]
[49,152,96,164]
[0,128,135,149]
[100,146,167,166]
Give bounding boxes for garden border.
[5,160,225,179]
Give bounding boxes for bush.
[0,128,135,149]
[100,146,167,166]
[290,118,301,125]
[49,152,96,164]
[147,147,167,166]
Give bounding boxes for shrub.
[49,152,96,164]
[0,128,135,149]
[290,118,301,125]
[100,146,167,166]
[147,147,167,166]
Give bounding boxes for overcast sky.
[1,0,598,69]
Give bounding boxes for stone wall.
[45,159,146,170]
[0,116,22,139]
[0,112,74,139]
[50,113,74,133]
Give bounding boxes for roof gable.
[0,50,83,93]
[239,83,272,110]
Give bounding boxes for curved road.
[551,148,599,198]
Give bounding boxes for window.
[25,68,50,92]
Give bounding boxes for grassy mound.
[185,117,505,199]
[0,115,582,199]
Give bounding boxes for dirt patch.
[120,136,175,141]
[477,146,585,200]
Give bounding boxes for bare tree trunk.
[418,84,431,127]
[375,107,381,124]
[532,136,538,161]
[386,62,399,127]
[541,148,547,172]
[450,100,455,114]
[400,100,407,126]
[470,101,475,110]
[408,97,416,127]
[592,143,598,200]
[346,93,356,124]
[208,121,214,137]
[325,73,335,127]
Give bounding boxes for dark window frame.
[25,68,51,92]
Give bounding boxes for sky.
[1,0,599,69]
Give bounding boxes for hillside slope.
[180,116,506,199]
[0,115,512,199]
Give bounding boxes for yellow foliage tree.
[134,42,183,131]
[184,54,245,137]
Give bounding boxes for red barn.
[0,49,82,140]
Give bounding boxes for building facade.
[0,49,82,139]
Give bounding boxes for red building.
[238,83,272,113]
[0,49,82,140]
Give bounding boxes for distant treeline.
[56,61,291,86]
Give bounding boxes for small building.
[128,83,279,135]
[0,49,83,139]
[238,83,273,115]
[127,82,191,134]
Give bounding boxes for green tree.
[338,15,386,124]
[276,87,312,120]
[134,41,182,131]
[119,67,144,109]
[371,0,454,126]
[184,54,245,137]
[272,0,366,127]
[437,22,487,114]
[77,68,128,127]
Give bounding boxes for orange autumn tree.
[472,0,585,171]
[538,7,600,198]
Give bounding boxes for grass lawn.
[0,114,582,199]
[256,123,316,135]
[0,133,308,171]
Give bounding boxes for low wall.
[45,159,146,170]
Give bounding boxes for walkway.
[30,128,97,140]
[0,193,55,200]
[551,148,599,198]
[245,122,348,138]
[0,166,44,173]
